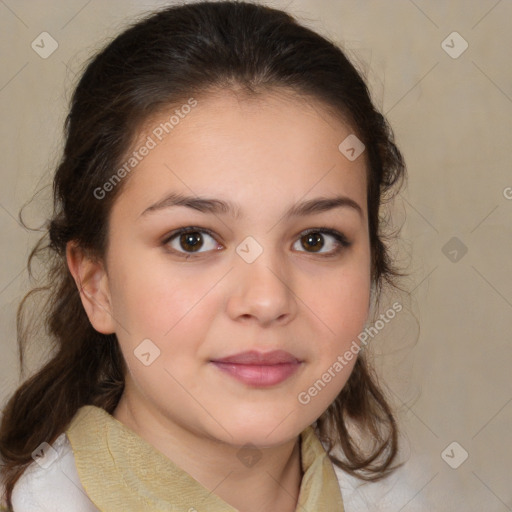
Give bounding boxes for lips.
[210,350,303,387]
[211,350,301,365]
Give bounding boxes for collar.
[66,405,344,511]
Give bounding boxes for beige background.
[1,0,511,510]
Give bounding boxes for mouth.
[210,350,303,387]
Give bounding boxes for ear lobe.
[66,242,116,334]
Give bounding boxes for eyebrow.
[140,192,363,219]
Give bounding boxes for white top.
[9,433,99,512]
[8,432,423,511]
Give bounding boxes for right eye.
[163,227,223,258]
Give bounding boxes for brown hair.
[0,1,406,506]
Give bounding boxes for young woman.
[0,1,406,510]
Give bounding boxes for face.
[85,89,371,448]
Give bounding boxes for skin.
[67,88,371,512]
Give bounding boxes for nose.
[226,247,298,327]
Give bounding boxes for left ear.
[66,241,117,334]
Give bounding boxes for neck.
[113,390,304,512]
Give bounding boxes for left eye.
[292,229,348,255]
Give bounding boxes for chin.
[206,410,308,448]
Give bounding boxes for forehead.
[115,88,368,218]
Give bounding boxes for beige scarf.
[66,405,344,511]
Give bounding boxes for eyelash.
[161,226,351,259]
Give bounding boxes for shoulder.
[332,456,433,512]
[317,432,430,512]
[10,433,99,512]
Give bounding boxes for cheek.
[309,264,371,342]
[297,264,370,410]
[109,264,214,393]
[108,251,216,339]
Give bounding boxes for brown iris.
[301,232,324,252]
[180,232,203,252]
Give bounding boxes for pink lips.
[211,350,302,387]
